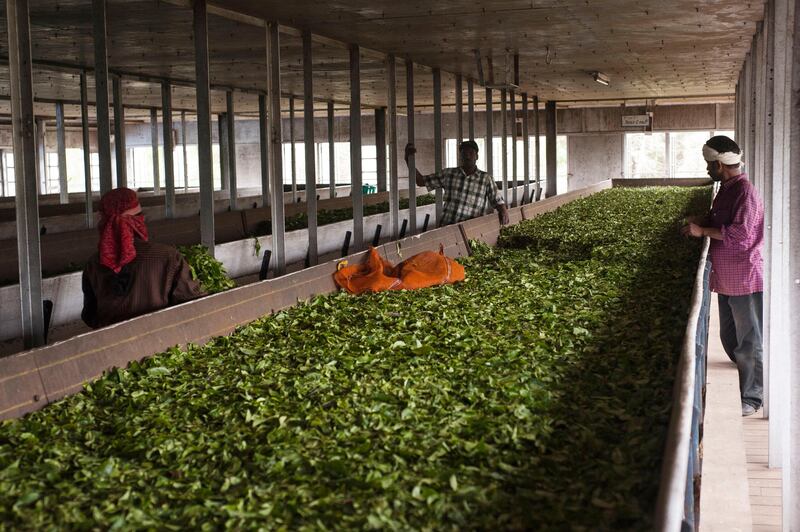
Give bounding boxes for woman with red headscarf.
[81,188,206,328]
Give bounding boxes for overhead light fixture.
[592,71,610,86]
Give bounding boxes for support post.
[150,107,160,194]
[485,87,494,185]
[522,92,530,203]
[387,54,399,238]
[258,94,270,208]
[467,78,475,141]
[455,73,463,146]
[327,100,335,198]
[161,81,175,217]
[375,108,387,193]
[227,91,237,210]
[350,45,364,249]
[289,96,297,203]
[534,95,541,197]
[181,111,188,192]
[545,100,557,198]
[55,101,68,203]
[665,131,672,178]
[35,118,46,194]
[433,68,443,227]
[788,0,800,527]
[7,0,45,348]
[768,0,791,472]
[406,59,416,235]
[267,22,285,275]
[112,75,126,187]
[193,0,215,254]
[501,88,508,203]
[218,113,229,190]
[510,90,518,206]
[302,29,318,265]
[92,0,112,194]
[0,151,5,197]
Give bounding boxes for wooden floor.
[700,296,782,531]
[744,412,782,531]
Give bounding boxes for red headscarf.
[98,188,148,273]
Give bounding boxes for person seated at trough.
[405,140,509,226]
[681,135,764,417]
[81,188,206,329]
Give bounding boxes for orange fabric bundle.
[333,246,465,295]
[396,248,466,289]
[333,247,402,294]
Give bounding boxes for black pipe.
[341,230,352,257]
[422,213,430,232]
[42,300,53,344]
[259,249,272,280]
[372,224,382,247]
[399,219,408,239]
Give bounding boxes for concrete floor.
[700,297,782,531]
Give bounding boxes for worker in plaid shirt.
[405,140,509,226]
[681,135,764,417]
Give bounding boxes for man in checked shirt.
[681,135,764,417]
[405,140,509,226]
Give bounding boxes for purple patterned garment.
[707,173,764,296]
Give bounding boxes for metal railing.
[653,237,712,531]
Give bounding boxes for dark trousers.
[718,292,763,408]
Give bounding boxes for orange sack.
[333,246,466,294]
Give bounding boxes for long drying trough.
[0,186,710,530]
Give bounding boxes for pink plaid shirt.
[707,173,764,296]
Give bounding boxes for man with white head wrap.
[681,135,764,417]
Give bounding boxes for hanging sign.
[622,114,650,127]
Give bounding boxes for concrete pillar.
[522,93,530,203]
[433,68,443,226]
[485,88,493,180]
[150,108,161,195]
[161,82,175,217]
[510,91,517,206]
[92,0,112,194]
[193,0,215,254]
[467,78,475,142]
[455,73,463,146]
[302,29,317,265]
[545,100,557,198]
[501,89,508,203]
[6,0,45,348]
[534,96,541,198]
[375,108,387,193]
[289,97,297,203]
[218,113,229,190]
[35,118,46,194]
[181,111,188,192]
[788,0,800,522]
[387,55,399,238]
[55,101,68,203]
[351,45,364,246]
[404,59,415,236]
[327,100,335,199]
[267,22,285,275]
[112,75,126,188]
[258,94,270,208]
[226,91,237,210]
[0,150,5,197]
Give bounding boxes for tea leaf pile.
[0,186,709,530]
[178,244,236,294]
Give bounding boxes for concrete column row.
[6,0,550,349]
[734,0,799,528]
